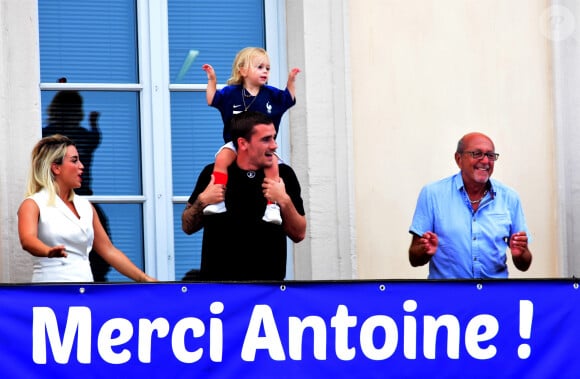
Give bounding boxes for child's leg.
[204,143,236,215]
[262,155,283,225]
[213,147,236,185]
[264,155,280,203]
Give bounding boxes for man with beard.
[182,111,306,280]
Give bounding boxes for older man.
[408,132,532,279]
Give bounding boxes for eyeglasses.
[462,151,499,161]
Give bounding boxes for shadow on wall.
[42,77,111,282]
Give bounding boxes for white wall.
[287,0,357,279]
[0,0,40,282]
[350,0,559,278]
[552,0,580,276]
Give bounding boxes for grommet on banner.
[573,276,579,290]
[181,286,188,293]
[476,282,483,290]
[379,284,386,291]
[280,284,286,291]
[79,287,85,294]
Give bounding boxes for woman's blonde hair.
[26,134,75,205]
[227,47,269,85]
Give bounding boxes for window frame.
[38,0,290,281]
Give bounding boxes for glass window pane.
[170,92,223,196]
[41,91,142,195]
[38,0,138,83]
[169,0,267,280]
[173,204,202,280]
[96,204,144,282]
[168,0,265,84]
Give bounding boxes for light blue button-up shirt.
[409,172,530,279]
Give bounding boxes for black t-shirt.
[188,162,305,281]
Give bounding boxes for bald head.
[456,132,495,154]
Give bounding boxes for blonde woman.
[201,47,300,224]
[17,134,156,283]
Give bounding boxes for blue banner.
[0,280,578,378]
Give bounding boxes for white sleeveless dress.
[29,189,95,282]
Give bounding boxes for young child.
[202,47,300,225]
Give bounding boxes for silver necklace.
[468,190,488,204]
[242,87,258,111]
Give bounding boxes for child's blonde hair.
[227,47,269,85]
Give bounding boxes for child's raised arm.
[202,64,217,105]
[286,68,301,100]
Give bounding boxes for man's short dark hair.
[230,111,275,148]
